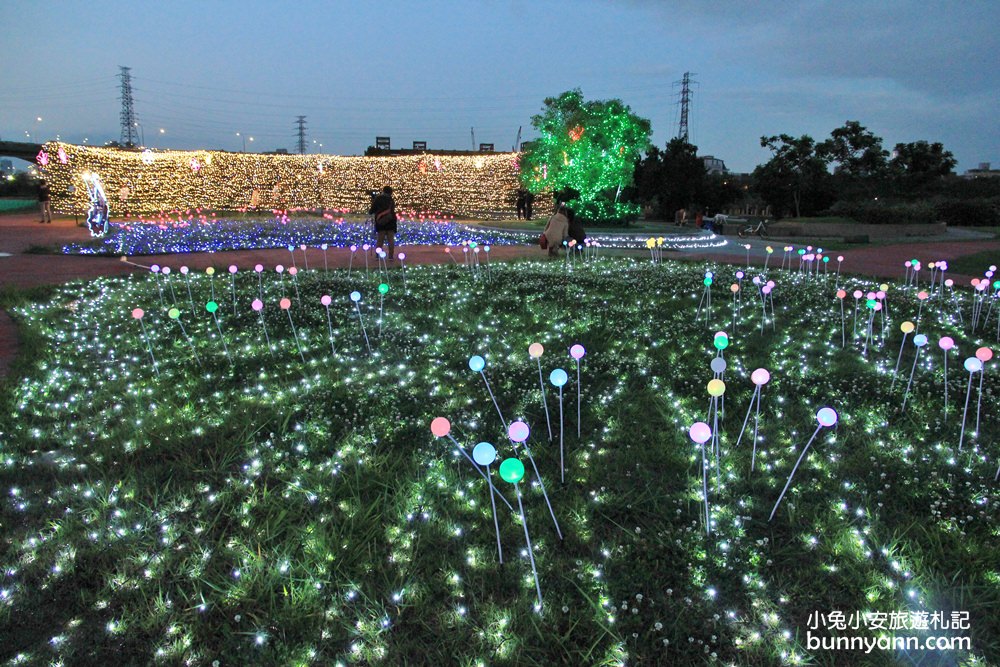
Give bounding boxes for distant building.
[700,155,728,175]
[963,162,1000,179]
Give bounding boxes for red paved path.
[1,212,998,378]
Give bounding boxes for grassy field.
[0,257,997,665]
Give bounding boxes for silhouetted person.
[370,186,398,261]
[38,180,52,223]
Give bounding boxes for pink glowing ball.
[817,407,839,427]
[181,266,189,275]
[254,264,263,273]
[751,368,771,386]
[300,244,306,251]
[289,267,298,276]
[276,265,284,274]
[150,264,160,273]
[836,289,846,299]
[229,265,238,274]
[762,286,772,295]
[853,290,862,299]
[731,284,740,293]
[939,337,955,351]
[398,252,406,260]
[321,295,332,307]
[837,256,844,262]
[162,267,171,275]
[251,299,263,312]
[917,291,929,300]
[528,343,544,359]
[866,291,876,300]
[430,417,451,438]
[362,244,370,251]
[570,344,586,360]
[976,347,993,362]
[689,422,712,444]
[350,245,358,252]
[508,421,530,443]
[876,291,885,300]
[131,308,144,319]
[279,298,291,310]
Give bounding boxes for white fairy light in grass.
[351,291,372,355]
[570,344,585,438]
[891,321,915,390]
[902,334,928,413]
[251,299,273,357]
[769,407,838,522]
[429,418,513,512]
[550,368,568,482]
[689,421,712,534]
[280,298,306,364]
[939,337,955,421]
[959,357,982,451]
[508,420,562,539]
[528,343,553,441]
[205,300,232,366]
[499,457,543,610]
[130,308,158,376]
[472,442,503,563]
[167,307,201,366]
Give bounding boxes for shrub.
[826,200,937,225]
[934,198,1000,227]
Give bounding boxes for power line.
[295,116,307,154]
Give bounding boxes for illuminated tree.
[522,89,651,223]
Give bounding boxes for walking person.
[38,179,52,223]
[369,186,398,261]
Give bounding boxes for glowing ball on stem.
[769,407,838,522]
[473,441,504,563]
[528,343,552,440]
[499,456,543,609]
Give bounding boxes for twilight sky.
[2,0,997,172]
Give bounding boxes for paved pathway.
[1,213,997,378]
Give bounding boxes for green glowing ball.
[168,308,180,319]
[713,336,729,350]
[206,301,218,313]
[378,283,389,295]
[498,457,525,484]
[703,277,713,286]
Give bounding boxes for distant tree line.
[631,120,999,226]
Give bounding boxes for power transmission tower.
[295,116,307,154]
[119,66,138,147]
[673,71,697,143]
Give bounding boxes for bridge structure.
[0,140,43,162]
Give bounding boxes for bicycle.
[738,219,770,238]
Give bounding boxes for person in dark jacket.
[369,186,398,260]
[38,180,52,223]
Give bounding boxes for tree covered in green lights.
[522,89,651,224]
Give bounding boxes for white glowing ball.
[689,422,712,444]
[964,357,983,373]
[816,407,838,427]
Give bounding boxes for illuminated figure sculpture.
[82,173,110,237]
